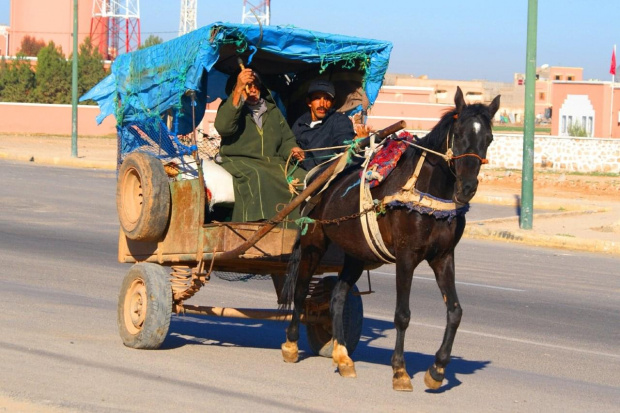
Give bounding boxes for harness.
[358,124,487,263]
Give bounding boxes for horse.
[279,86,500,391]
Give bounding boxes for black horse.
[280,87,500,391]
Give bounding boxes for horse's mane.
[416,103,493,152]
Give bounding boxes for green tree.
[32,41,71,104]
[0,56,36,102]
[19,35,46,57]
[139,35,164,49]
[74,37,107,104]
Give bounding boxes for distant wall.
[0,103,116,136]
[2,102,618,174]
[487,134,620,173]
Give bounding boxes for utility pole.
[520,0,537,230]
[71,0,78,158]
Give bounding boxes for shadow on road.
[163,314,490,391]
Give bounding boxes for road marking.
[365,314,620,360]
[370,271,526,292]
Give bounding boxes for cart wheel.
[118,263,172,349]
[117,152,170,241]
[306,276,363,357]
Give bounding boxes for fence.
[486,134,620,174]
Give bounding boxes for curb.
[474,193,597,212]
[0,152,116,170]
[464,224,619,255]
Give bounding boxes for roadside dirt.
[478,168,620,202]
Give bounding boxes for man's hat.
[307,79,335,98]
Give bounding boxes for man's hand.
[231,68,255,106]
[290,147,305,162]
[354,123,373,138]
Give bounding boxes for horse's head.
[449,87,500,205]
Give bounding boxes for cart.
[83,22,396,356]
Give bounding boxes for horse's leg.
[425,252,462,389]
[331,254,364,378]
[390,253,420,391]
[282,230,327,363]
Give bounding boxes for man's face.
[307,92,334,121]
[246,82,261,105]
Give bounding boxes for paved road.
[1,161,618,412]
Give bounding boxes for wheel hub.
[124,278,147,334]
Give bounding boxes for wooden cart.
[82,22,395,356]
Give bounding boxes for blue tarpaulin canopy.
[81,22,392,163]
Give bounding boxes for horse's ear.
[454,86,465,113]
[488,95,501,118]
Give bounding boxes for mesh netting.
[117,116,198,166]
[82,22,393,146]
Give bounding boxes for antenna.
[241,0,270,25]
[179,0,198,36]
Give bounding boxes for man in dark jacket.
[292,79,369,170]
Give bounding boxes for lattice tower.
[90,0,141,60]
[242,0,270,25]
[179,0,197,36]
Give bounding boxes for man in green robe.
[214,68,306,222]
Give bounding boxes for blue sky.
[0,0,618,82]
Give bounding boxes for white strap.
[358,151,396,263]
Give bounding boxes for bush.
[0,56,36,102]
[0,38,107,104]
[31,41,71,104]
[19,36,46,57]
[568,122,588,137]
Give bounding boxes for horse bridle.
[445,114,489,166]
[400,114,489,168]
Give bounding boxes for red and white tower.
[90,0,141,60]
[242,0,270,25]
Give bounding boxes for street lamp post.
[71,0,78,158]
[520,0,538,230]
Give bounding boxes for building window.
[555,75,561,80]
[587,116,593,136]
[568,76,574,81]
[539,92,546,100]
[561,116,566,133]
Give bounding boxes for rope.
[451,152,489,164]
[401,135,488,164]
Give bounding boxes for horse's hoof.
[392,369,413,391]
[424,369,443,390]
[337,363,357,378]
[393,376,413,392]
[281,341,299,363]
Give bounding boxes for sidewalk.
[1,134,618,256]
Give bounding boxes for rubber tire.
[117,263,172,349]
[117,152,170,241]
[306,276,364,357]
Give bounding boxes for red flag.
[611,46,617,76]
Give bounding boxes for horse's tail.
[278,231,302,310]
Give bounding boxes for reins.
[400,119,489,166]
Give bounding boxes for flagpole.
[611,45,616,138]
